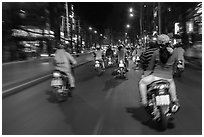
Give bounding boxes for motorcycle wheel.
[96,67,102,76]
[54,88,68,102]
[159,106,169,130]
[177,70,182,77]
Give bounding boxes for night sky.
[73,2,132,33]
[72,2,199,34]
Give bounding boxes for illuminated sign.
[174,23,180,34]
[186,21,194,33]
[12,27,55,38]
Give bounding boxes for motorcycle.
[174,60,184,77]
[51,70,71,102]
[133,56,140,69]
[146,79,179,130]
[106,56,114,67]
[116,60,127,78]
[94,60,104,76]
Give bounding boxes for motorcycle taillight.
[53,72,61,77]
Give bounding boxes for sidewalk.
[2,52,94,92]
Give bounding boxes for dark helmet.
[56,41,65,49]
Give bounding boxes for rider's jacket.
[117,49,126,61]
[147,49,179,79]
[54,49,77,73]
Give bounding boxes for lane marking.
[2,75,51,95]
[3,60,93,97]
[92,115,104,135]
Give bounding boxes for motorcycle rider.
[105,45,114,65]
[116,44,129,71]
[53,41,77,94]
[173,35,185,74]
[93,44,105,71]
[105,45,114,58]
[139,34,180,111]
[140,37,159,71]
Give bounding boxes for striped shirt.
[140,47,158,70]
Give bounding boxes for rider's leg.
[139,75,155,105]
[66,72,75,88]
[167,79,178,102]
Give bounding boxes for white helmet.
[96,44,100,49]
[157,34,170,44]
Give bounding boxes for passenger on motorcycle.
[139,34,180,109]
[93,44,105,70]
[53,42,77,90]
[140,37,159,71]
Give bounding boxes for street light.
[100,34,103,36]
[94,30,97,34]
[126,24,130,28]
[89,27,92,30]
[130,13,134,17]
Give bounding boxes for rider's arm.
[147,51,156,71]
[92,52,96,57]
[66,52,77,65]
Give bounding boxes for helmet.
[57,41,65,49]
[157,34,170,44]
[96,44,100,50]
[118,45,123,50]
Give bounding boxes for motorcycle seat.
[53,70,68,78]
[147,79,170,90]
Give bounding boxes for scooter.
[51,70,71,102]
[146,79,179,130]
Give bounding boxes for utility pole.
[140,2,143,37]
[65,2,69,39]
[158,2,161,34]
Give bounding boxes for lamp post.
[126,24,130,28]
[89,26,93,48]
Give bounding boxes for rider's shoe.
[171,101,180,113]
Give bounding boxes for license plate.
[156,95,170,106]
[119,63,124,67]
[95,63,100,67]
[51,79,62,86]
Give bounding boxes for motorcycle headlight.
[95,61,99,64]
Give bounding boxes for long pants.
[65,72,75,88]
[139,75,178,105]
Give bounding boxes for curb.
[2,60,93,98]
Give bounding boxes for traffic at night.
[2,2,202,135]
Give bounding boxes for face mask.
[167,47,174,54]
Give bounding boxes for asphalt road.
[2,60,202,135]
